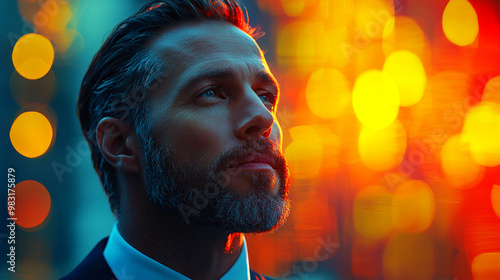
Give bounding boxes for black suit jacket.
[60,238,274,280]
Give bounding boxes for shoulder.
[59,238,116,280]
[250,269,278,280]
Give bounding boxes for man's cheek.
[173,122,226,161]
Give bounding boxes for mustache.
[209,137,289,200]
[211,137,287,174]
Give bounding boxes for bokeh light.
[442,0,479,46]
[354,185,393,239]
[462,102,500,167]
[383,50,427,107]
[281,0,306,17]
[34,0,76,54]
[392,180,435,233]
[492,185,500,219]
[355,0,394,39]
[17,0,43,24]
[352,70,399,129]
[8,180,51,229]
[383,16,429,61]
[305,68,349,119]
[285,126,323,180]
[441,134,484,188]
[9,111,54,158]
[482,76,500,104]
[471,252,500,280]
[276,21,329,72]
[34,0,72,35]
[12,33,54,80]
[358,119,407,171]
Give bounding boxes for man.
[61,0,290,279]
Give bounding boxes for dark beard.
[140,134,290,234]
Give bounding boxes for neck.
[117,199,244,280]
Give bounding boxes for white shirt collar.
[103,222,250,280]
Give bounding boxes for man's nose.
[235,87,274,139]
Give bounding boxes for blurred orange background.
[4,0,500,279]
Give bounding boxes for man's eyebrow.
[177,68,237,97]
[176,68,280,98]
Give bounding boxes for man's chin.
[244,200,291,235]
[195,187,290,234]
[224,169,280,195]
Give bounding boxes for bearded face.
[140,132,290,234]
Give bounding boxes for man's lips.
[234,153,276,170]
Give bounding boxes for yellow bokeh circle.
[383,50,427,107]
[352,70,400,129]
[10,111,53,158]
[12,33,54,80]
[462,102,500,167]
[358,119,407,172]
[442,0,479,46]
[306,68,350,119]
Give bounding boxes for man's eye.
[196,86,225,102]
[259,93,276,105]
[193,86,225,105]
[200,89,220,98]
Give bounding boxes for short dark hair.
[78,0,261,215]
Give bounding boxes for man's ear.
[96,117,141,173]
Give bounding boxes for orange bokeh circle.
[8,180,51,229]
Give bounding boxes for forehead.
[147,21,267,78]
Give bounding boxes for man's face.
[139,21,290,233]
